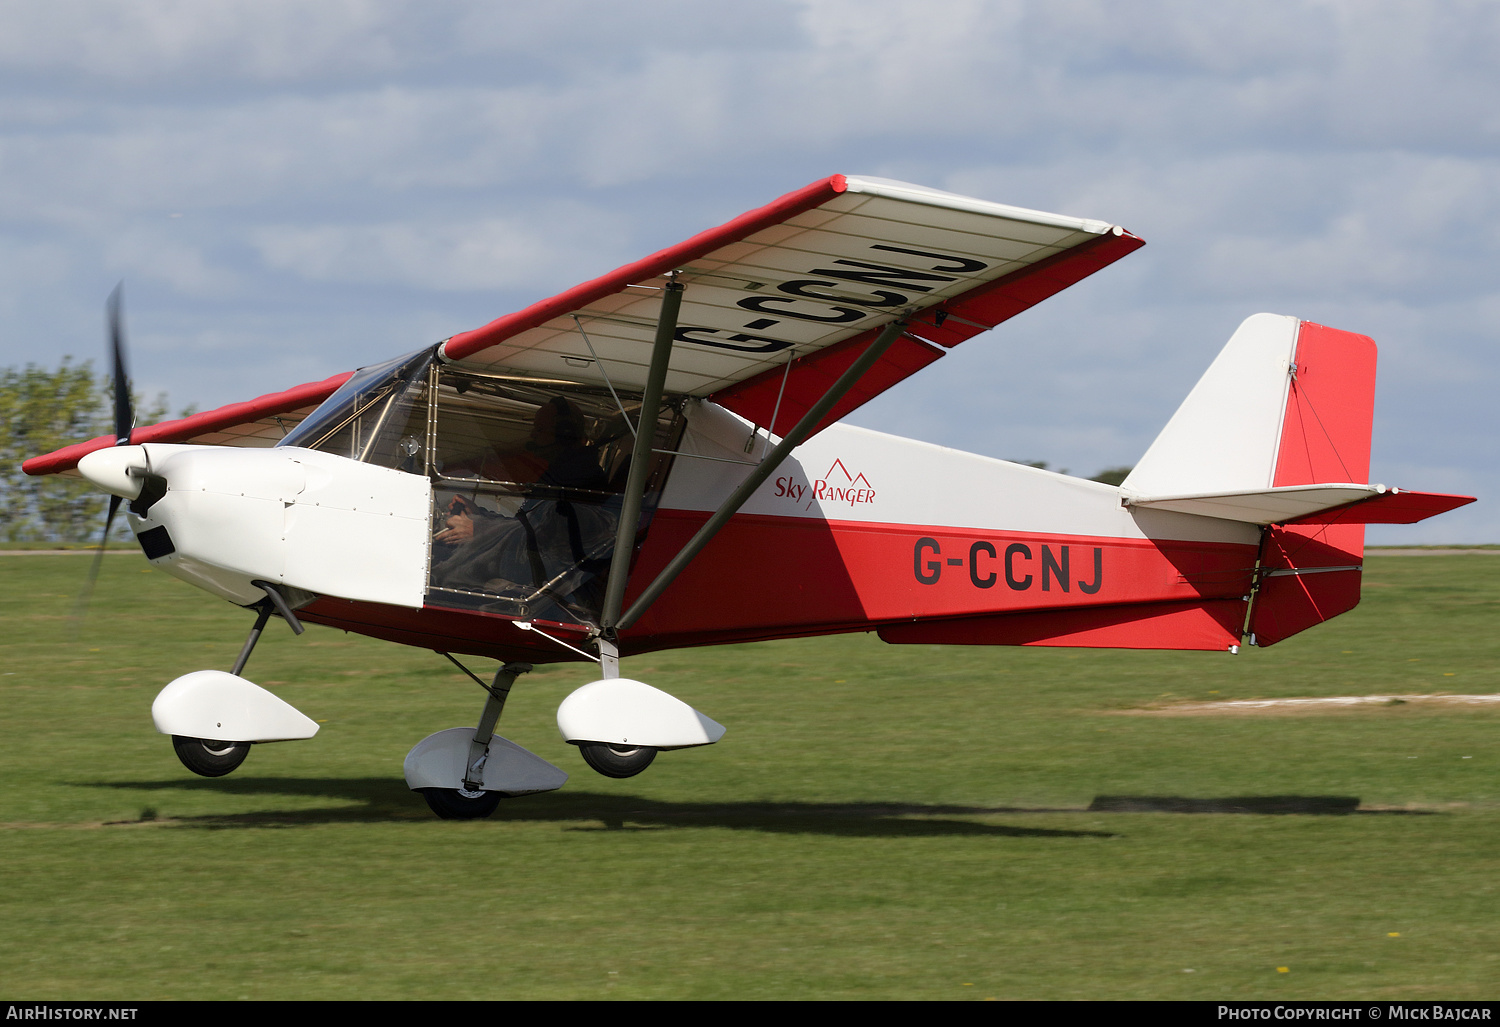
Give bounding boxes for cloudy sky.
[2,0,1495,541]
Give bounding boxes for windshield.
[277,348,434,472]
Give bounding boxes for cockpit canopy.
[279,347,686,627]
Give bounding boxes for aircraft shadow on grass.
[94,777,1113,837]
[93,779,1428,834]
[1086,795,1430,815]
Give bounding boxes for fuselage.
[110,391,1260,664]
[624,404,1258,653]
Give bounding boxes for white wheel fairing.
[556,678,725,749]
[152,670,319,743]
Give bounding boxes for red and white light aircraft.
[25,175,1474,818]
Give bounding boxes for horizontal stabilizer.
[1283,488,1475,525]
[1126,484,1474,525]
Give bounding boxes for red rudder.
[1249,321,1376,646]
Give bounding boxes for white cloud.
[0,0,411,83]
[0,0,1495,538]
[249,206,632,292]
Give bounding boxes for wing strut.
[610,315,912,636]
[599,277,685,639]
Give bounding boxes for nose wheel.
[404,660,569,820]
[420,786,505,820]
[172,735,251,778]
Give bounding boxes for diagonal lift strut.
[596,305,911,647]
[599,277,684,640]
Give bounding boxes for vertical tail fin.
[1124,313,1377,646]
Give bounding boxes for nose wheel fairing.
[403,728,568,798]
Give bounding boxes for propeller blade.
[71,494,122,632]
[76,286,136,632]
[107,284,134,445]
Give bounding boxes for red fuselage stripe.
[298,507,1259,661]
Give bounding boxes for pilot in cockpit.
[429,396,615,602]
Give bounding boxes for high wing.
[442,174,1142,436]
[24,175,1139,476]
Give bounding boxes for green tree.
[0,360,168,544]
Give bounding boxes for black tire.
[421,787,503,820]
[171,735,250,778]
[578,742,657,779]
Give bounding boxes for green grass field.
[1,552,1496,1000]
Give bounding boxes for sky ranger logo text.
[775,459,876,511]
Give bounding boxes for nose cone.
[78,444,148,500]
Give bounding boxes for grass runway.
[1,552,1497,1000]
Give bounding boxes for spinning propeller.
[102,284,135,535]
[74,286,142,623]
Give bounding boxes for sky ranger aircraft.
[25,175,1475,819]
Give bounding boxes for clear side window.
[424,370,684,628]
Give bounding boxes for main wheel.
[171,735,250,778]
[578,742,657,779]
[421,787,503,820]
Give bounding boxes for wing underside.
[26,175,1139,476]
[441,175,1142,434]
